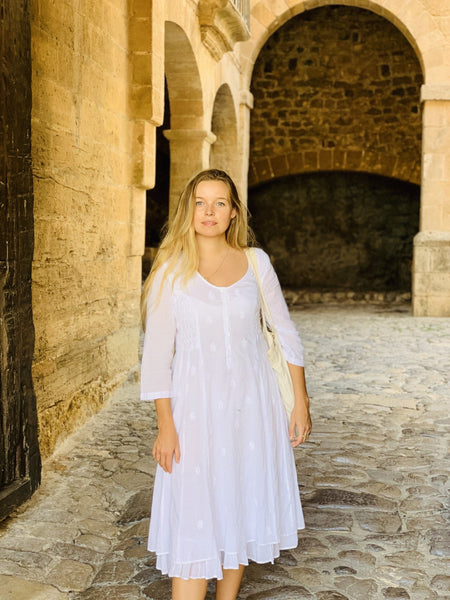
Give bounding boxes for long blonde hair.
[141,169,254,329]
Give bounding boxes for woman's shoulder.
[250,246,272,270]
[148,259,176,292]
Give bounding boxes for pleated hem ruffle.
[151,531,302,581]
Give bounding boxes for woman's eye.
[217,202,225,207]
[195,201,204,206]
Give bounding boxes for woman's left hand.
[289,397,312,447]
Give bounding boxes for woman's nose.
[205,204,214,215]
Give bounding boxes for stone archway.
[163,21,210,216]
[210,84,239,185]
[248,5,422,297]
[249,5,423,188]
[242,0,450,315]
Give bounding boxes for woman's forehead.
[195,179,230,197]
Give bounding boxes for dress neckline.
[196,261,250,290]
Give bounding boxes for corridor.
[0,305,448,599]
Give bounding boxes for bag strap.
[246,248,273,333]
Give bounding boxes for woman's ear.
[231,208,237,219]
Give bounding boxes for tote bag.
[246,248,295,420]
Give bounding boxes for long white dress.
[140,248,305,580]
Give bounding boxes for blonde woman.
[141,169,311,600]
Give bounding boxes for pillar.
[163,129,216,217]
[238,89,254,205]
[413,85,450,316]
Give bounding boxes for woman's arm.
[287,364,312,447]
[152,398,180,473]
[141,268,180,472]
[255,249,312,446]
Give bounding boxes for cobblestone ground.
[0,305,449,600]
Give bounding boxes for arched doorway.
[248,5,422,300]
[249,172,420,296]
[210,84,239,184]
[242,0,450,316]
[163,21,208,217]
[143,79,171,278]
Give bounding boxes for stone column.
[413,85,450,316]
[163,129,216,218]
[238,89,254,205]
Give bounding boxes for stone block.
[419,270,450,293]
[129,18,152,53]
[0,575,67,600]
[423,99,450,127]
[423,294,450,316]
[270,154,290,178]
[252,3,275,29]
[35,0,76,50]
[46,559,94,592]
[33,80,76,131]
[304,488,396,511]
[354,510,402,533]
[130,0,152,18]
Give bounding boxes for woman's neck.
[196,234,229,259]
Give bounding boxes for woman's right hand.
[152,422,181,473]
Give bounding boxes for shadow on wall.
[248,171,420,293]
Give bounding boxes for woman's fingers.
[152,439,180,473]
[289,422,312,447]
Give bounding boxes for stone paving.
[0,304,449,600]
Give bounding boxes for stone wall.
[249,172,420,293]
[31,0,140,456]
[249,5,423,186]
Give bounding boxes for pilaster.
[413,85,450,316]
[163,129,217,217]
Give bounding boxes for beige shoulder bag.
[246,248,295,420]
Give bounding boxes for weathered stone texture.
[249,6,423,186]
[31,0,140,457]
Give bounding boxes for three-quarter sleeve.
[140,267,176,401]
[255,248,304,366]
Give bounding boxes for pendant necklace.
[203,247,230,282]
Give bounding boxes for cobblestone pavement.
[1,305,449,600]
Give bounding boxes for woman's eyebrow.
[195,195,228,201]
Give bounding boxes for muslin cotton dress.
[140,248,305,580]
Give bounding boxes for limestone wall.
[31,0,140,456]
[249,5,423,186]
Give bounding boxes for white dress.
[140,248,305,580]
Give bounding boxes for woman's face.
[193,180,236,239]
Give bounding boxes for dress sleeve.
[255,248,304,367]
[140,267,176,401]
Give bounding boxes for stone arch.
[163,21,212,215]
[210,84,239,184]
[248,5,423,187]
[164,21,204,131]
[248,4,424,299]
[243,2,450,317]
[243,0,447,88]
[249,149,422,189]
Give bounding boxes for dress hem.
[149,526,305,581]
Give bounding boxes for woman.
[140,169,311,600]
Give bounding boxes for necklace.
[201,247,230,282]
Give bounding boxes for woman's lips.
[201,221,217,226]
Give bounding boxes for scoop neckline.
[196,260,250,290]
